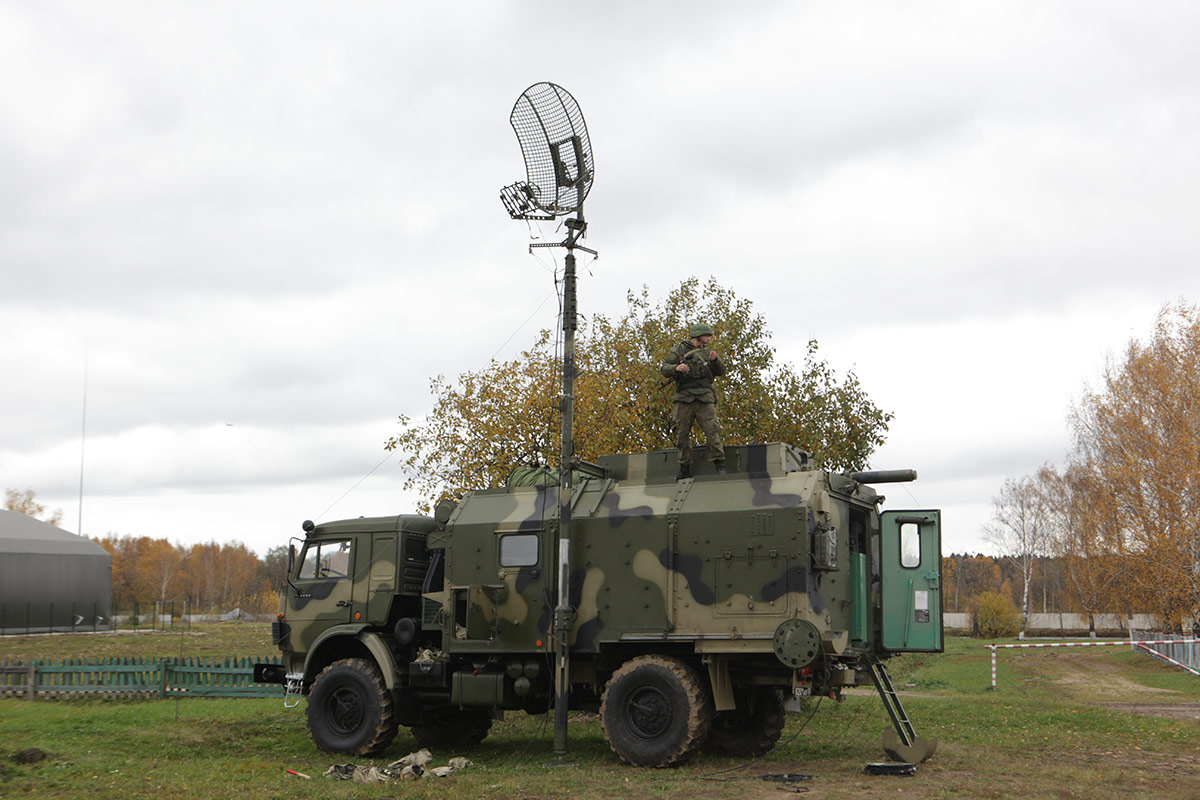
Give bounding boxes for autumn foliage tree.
[1035,464,1123,636]
[944,554,1003,613]
[95,535,276,614]
[387,277,893,511]
[4,488,63,526]
[1069,302,1200,632]
[983,303,1200,633]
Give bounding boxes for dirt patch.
[1096,702,1200,720]
[10,749,47,765]
[1077,746,1200,777]
[1009,651,1200,722]
[1023,652,1181,700]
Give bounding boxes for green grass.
[0,623,276,662]
[2,629,1200,799]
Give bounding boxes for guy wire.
[315,451,395,523]
[510,705,553,767]
[312,258,561,521]
[507,265,563,770]
[699,695,825,782]
[489,288,558,363]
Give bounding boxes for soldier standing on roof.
[661,323,727,480]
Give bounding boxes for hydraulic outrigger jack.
[865,658,938,763]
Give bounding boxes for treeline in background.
[974,304,1200,638]
[941,552,1156,638]
[93,535,289,616]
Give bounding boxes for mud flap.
[881,728,938,763]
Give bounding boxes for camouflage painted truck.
[254,442,942,767]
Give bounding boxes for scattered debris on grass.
[758,772,814,792]
[864,762,917,776]
[322,749,473,784]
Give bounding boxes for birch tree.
[1036,464,1122,636]
[984,475,1052,639]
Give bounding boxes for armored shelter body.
[257,442,942,766]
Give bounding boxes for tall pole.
[78,345,88,535]
[553,210,581,756]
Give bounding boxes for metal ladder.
[866,658,916,747]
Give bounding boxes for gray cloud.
[3,1,1200,556]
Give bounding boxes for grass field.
[2,626,1199,799]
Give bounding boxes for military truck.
[255,442,941,767]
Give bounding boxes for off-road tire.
[701,687,786,758]
[306,658,398,756]
[600,654,713,767]
[410,708,493,749]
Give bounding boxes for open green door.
[880,510,943,652]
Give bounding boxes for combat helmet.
[689,323,714,338]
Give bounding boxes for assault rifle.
[658,346,713,390]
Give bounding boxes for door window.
[298,539,352,579]
[899,523,921,568]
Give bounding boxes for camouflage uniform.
[661,338,726,468]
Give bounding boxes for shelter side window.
[499,533,539,568]
[298,539,353,579]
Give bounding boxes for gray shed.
[0,509,112,634]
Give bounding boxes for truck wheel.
[306,658,398,756]
[600,655,713,767]
[701,687,786,758]
[410,708,492,749]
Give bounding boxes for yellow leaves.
[388,278,892,511]
[94,534,266,609]
[3,488,63,526]
[1069,301,1200,629]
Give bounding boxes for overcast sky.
[3,1,1199,558]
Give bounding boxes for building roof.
[0,509,112,558]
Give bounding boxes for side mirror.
[286,543,299,597]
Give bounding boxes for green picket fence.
[0,656,284,700]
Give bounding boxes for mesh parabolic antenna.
[501,82,594,220]
[499,81,597,758]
